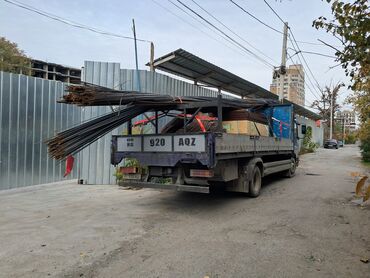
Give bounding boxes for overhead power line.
[262,0,324,99]
[285,53,321,103]
[288,48,337,59]
[151,0,246,57]
[175,0,275,69]
[288,35,323,99]
[190,0,278,65]
[262,0,285,24]
[289,30,323,92]
[299,51,336,59]
[229,0,283,34]
[3,0,151,43]
[168,0,248,56]
[262,1,336,48]
[295,40,340,47]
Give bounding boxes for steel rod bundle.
[47,83,277,160]
[60,83,277,108]
[47,105,149,160]
[61,84,208,107]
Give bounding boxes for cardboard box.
[222,120,269,136]
[254,123,269,136]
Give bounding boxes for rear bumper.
[120,180,210,193]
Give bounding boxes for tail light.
[190,169,214,178]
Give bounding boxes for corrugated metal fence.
[0,71,81,190]
[0,63,222,188]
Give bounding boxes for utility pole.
[149,42,155,72]
[342,117,345,145]
[149,42,158,133]
[329,91,333,139]
[279,22,289,103]
[132,19,141,92]
[129,18,141,135]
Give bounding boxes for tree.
[313,0,369,91]
[313,0,369,161]
[358,119,370,161]
[311,83,343,138]
[0,37,30,74]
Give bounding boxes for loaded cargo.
[110,95,305,196]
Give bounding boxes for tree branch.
[318,39,342,53]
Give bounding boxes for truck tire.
[249,166,262,197]
[283,158,296,178]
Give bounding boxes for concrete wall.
[297,115,324,147]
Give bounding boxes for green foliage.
[359,119,370,162]
[345,132,357,144]
[301,126,318,154]
[0,37,30,74]
[313,0,369,90]
[113,167,123,182]
[114,158,147,183]
[123,158,140,167]
[313,0,369,161]
[151,177,172,184]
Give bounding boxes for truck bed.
[111,133,294,167]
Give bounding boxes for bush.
[300,126,318,154]
[113,167,123,182]
[345,132,357,144]
[359,119,370,162]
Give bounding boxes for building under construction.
[31,59,81,84]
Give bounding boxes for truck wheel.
[249,166,262,197]
[283,158,296,178]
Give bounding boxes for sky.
[0,0,353,109]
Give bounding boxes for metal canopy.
[147,49,321,121]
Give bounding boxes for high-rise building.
[270,64,305,106]
[336,110,356,130]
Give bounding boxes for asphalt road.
[0,145,369,278]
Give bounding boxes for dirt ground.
[0,145,369,278]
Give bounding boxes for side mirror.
[301,124,307,135]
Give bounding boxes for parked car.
[324,139,338,149]
[337,140,344,147]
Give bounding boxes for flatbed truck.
[111,98,305,197]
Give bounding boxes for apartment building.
[270,64,305,106]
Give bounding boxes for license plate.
[117,137,142,152]
[116,134,206,153]
[143,136,172,152]
[173,135,205,152]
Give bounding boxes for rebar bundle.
[46,105,149,160]
[60,83,276,108]
[61,83,208,107]
[47,83,277,160]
